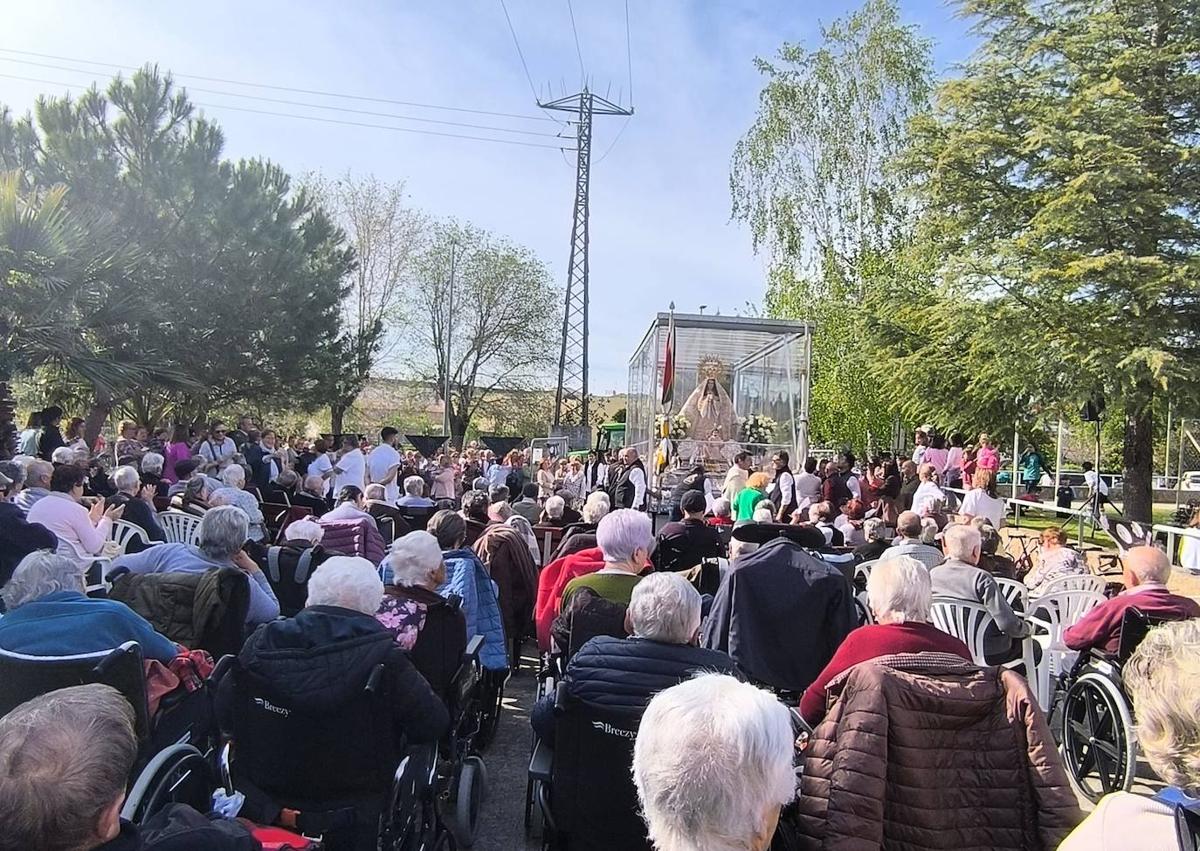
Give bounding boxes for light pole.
[443,240,457,439]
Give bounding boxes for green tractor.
[567,421,625,460]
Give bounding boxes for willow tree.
[892,0,1200,521]
[730,0,933,450]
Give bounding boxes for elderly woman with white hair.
[558,508,652,613]
[104,463,165,548]
[634,673,796,851]
[209,463,266,541]
[530,572,738,745]
[215,556,450,848]
[799,555,973,724]
[854,516,892,561]
[375,531,467,694]
[1060,618,1200,850]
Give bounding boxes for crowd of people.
[0,414,1198,850]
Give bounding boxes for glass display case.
[626,313,812,472]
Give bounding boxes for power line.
[0,71,573,150]
[565,0,586,84]
[498,0,541,104]
[0,64,566,139]
[624,0,634,107]
[593,115,631,165]
[190,102,573,150]
[0,46,558,124]
[497,0,568,127]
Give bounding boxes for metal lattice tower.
[541,90,633,428]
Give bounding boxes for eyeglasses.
[214,430,227,435]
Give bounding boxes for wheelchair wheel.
[120,744,213,824]
[451,755,485,847]
[1060,671,1136,803]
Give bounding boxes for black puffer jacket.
[532,635,739,742]
[216,606,449,802]
[566,635,739,709]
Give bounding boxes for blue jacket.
[437,547,508,671]
[0,590,178,662]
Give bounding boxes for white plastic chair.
[1032,573,1106,597]
[1024,589,1107,707]
[995,577,1028,612]
[930,598,1042,707]
[158,511,203,546]
[54,539,112,595]
[109,519,154,555]
[853,561,877,624]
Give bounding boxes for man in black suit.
[653,491,723,572]
[289,474,331,516]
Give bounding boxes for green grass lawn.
[1004,503,1179,548]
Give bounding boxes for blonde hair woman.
[1060,619,1200,850]
[959,468,1006,528]
[734,471,773,522]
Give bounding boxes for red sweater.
[799,622,973,724]
[1063,585,1200,654]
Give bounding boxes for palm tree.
[0,170,190,457]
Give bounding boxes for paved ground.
[472,642,540,851]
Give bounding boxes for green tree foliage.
[0,67,353,443]
[883,0,1200,520]
[0,172,170,455]
[404,220,560,444]
[731,0,933,452]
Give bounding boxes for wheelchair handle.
[93,641,137,677]
[365,663,385,694]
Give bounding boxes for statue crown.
[698,357,724,379]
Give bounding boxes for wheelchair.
[1057,607,1180,803]
[0,639,218,770]
[0,640,229,836]
[525,682,651,851]
[435,635,489,848]
[215,654,458,851]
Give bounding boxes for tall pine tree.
[890,0,1200,521]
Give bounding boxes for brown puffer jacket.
[474,523,538,645]
[107,567,251,660]
[795,654,1082,850]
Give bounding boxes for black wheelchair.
[525,682,651,851]
[215,652,459,851]
[0,640,221,825]
[1057,607,1181,803]
[436,635,489,848]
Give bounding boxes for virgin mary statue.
[680,358,738,444]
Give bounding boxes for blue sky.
[0,1,972,394]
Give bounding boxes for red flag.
[661,312,676,407]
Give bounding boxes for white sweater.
[27,492,112,562]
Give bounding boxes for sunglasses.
[214,429,227,434]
